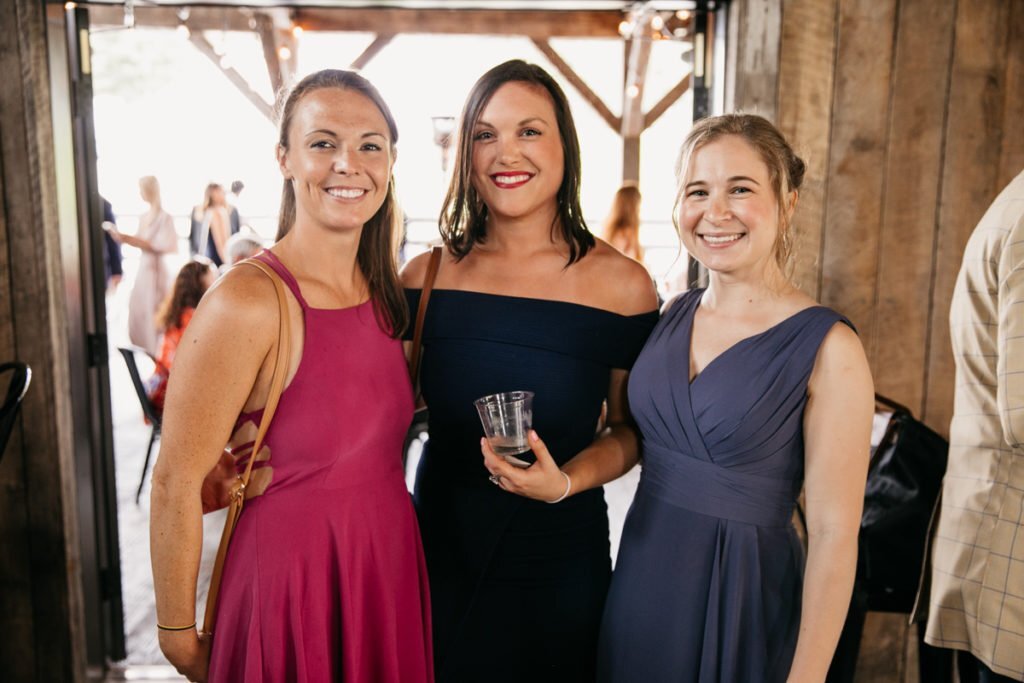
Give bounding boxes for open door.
[47,3,126,672]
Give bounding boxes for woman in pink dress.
[150,70,433,683]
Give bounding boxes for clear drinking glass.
[474,391,535,468]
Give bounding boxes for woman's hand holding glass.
[481,430,570,503]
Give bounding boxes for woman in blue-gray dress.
[597,114,874,682]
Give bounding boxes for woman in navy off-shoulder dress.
[598,114,874,682]
[402,60,658,682]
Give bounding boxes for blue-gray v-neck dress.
[598,288,851,683]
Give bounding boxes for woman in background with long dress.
[109,174,178,356]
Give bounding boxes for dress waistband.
[640,442,799,528]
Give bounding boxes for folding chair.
[117,347,162,504]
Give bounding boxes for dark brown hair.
[157,259,215,331]
[439,59,594,265]
[673,113,806,278]
[274,69,407,337]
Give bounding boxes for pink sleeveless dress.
[207,250,433,682]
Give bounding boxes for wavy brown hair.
[157,259,215,331]
[602,183,644,261]
[439,59,594,265]
[673,113,806,280]
[273,69,408,337]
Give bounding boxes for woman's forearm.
[150,470,205,630]
[561,423,640,494]
[787,529,858,682]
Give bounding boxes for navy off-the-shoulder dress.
[405,288,657,683]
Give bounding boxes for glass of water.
[474,391,535,468]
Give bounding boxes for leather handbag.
[859,393,949,613]
[402,246,443,465]
[201,258,291,635]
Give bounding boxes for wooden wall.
[0,0,87,680]
[730,0,1024,679]
[734,0,1024,436]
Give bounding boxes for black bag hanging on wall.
[859,394,949,613]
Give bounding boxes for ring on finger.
[489,474,501,486]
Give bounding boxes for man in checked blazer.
[925,169,1024,682]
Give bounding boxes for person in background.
[924,169,1024,682]
[147,258,217,416]
[402,59,658,682]
[229,179,245,229]
[150,69,432,683]
[188,183,232,267]
[100,195,124,293]
[107,175,178,356]
[223,230,264,268]
[601,183,644,262]
[597,114,874,682]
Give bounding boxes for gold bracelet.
[157,621,196,632]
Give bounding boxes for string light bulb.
[278,46,292,61]
[291,25,304,38]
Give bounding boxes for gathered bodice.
[629,289,851,527]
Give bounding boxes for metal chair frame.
[117,347,162,504]
[0,361,32,463]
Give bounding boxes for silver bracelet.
[547,470,572,504]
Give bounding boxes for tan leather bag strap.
[408,246,442,396]
[202,257,291,635]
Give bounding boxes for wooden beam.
[188,32,274,123]
[296,8,622,38]
[642,74,692,130]
[530,38,621,133]
[253,13,284,95]
[88,6,255,32]
[622,37,652,137]
[88,6,624,38]
[350,34,395,72]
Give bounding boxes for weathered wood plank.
[818,0,898,357]
[727,0,781,119]
[0,0,87,680]
[923,0,1013,434]
[997,0,1024,190]
[871,0,956,417]
[776,0,839,300]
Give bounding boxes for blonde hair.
[673,114,805,279]
[139,175,161,208]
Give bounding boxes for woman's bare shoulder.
[195,262,281,332]
[400,246,452,289]
[581,240,659,316]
